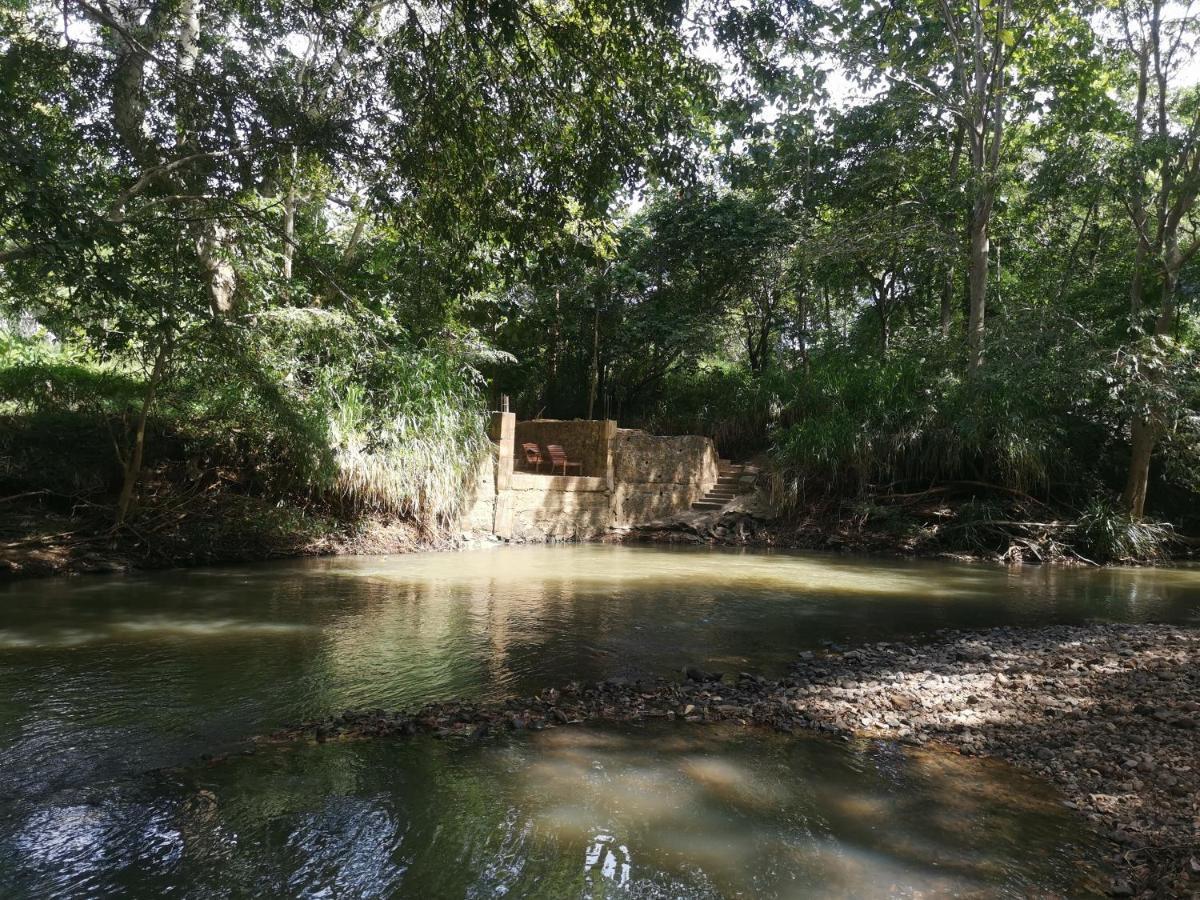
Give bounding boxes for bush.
[0,312,490,531]
[767,319,1111,513]
[1074,498,1175,564]
[630,363,779,459]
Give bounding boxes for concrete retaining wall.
[462,414,717,540]
[609,429,719,526]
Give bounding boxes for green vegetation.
[2,0,1198,569]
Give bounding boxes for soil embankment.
[0,491,445,578]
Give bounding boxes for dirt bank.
[0,491,453,578]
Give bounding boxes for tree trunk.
[940,265,954,337]
[587,302,599,420]
[1128,45,1150,324]
[544,288,560,416]
[1122,414,1155,519]
[115,340,170,527]
[1122,261,1179,518]
[869,272,891,358]
[966,201,990,373]
[796,286,810,374]
[282,149,297,285]
[196,224,238,315]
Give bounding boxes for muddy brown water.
[2,545,1198,896]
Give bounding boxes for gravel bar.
[261,623,1199,897]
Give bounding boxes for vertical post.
[489,411,515,537]
[602,419,617,493]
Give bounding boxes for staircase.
[690,460,756,511]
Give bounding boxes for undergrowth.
[0,314,490,535]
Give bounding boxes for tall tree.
[1,0,710,521]
[1111,0,1200,518]
[825,0,1095,370]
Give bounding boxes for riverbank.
[0,491,451,578]
[620,489,1197,565]
[265,623,1199,897]
[6,464,1195,578]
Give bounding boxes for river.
[2,545,1198,896]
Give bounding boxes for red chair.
[522,442,545,472]
[546,444,582,475]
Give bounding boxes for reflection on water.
[0,723,1108,897]
[1,545,1195,895]
[1,546,1198,792]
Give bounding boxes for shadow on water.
[0,722,1108,898]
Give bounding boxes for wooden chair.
[546,444,582,476]
[522,442,545,472]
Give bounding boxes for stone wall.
[461,417,718,540]
[609,430,719,526]
[459,446,497,533]
[505,472,610,540]
[611,430,719,486]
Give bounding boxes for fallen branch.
[879,481,1058,511]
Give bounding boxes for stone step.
[704,492,737,500]
[691,501,727,510]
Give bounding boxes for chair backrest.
[522,442,542,462]
[546,444,567,462]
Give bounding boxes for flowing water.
[2,545,1199,897]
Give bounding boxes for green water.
[2,545,1197,896]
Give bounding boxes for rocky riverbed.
[262,623,1199,897]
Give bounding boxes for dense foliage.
[1,0,707,533]
[2,0,1198,561]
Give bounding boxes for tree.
[1110,0,1200,518]
[1,0,710,522]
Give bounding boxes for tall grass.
[767,328,1094,514]
[1075,498,1175,563]
[328,376,489,530]
[253,310,490,528]
[1,310,491,532]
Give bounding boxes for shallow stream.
[3,546,1198,896]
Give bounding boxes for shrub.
[767,318,1110,513]
[1,311,490,531]
[1074,498,1175,564]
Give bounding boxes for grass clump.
[1075,499,1175,564]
